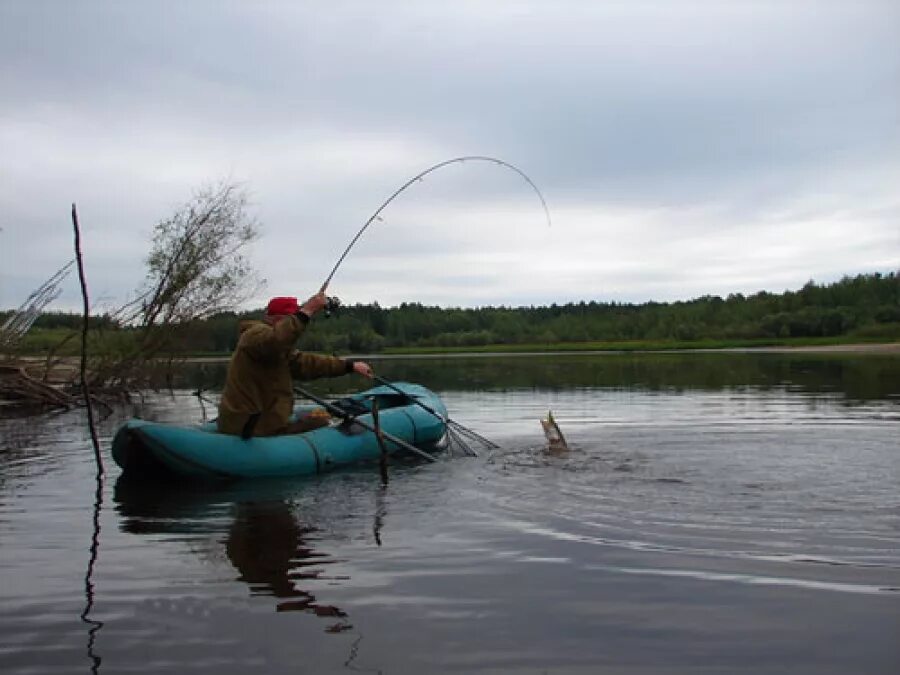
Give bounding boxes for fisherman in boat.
[217,292,374,438]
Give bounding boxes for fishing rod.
[319,155,551,293]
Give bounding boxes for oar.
[371,396,390,485]
[372,375,499,451]
[293,385,438,463]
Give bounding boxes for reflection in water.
[113,477,354,632]
[176,352,900,402]
[80,375,107,675]
[226,500,350,629]
[4,352,898,674]
[344,633,384,675]
[0,409,73,486]
[373,483,387,547]
[80,472,104,674]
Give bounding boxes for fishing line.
[320,156,552,292]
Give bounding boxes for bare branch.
[89,179,261,387]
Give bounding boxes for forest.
[7,271,899,356]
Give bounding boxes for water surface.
[1,352,898,673]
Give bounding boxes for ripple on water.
[1,371,899,674]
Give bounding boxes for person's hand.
[352,361,374,378]
[299,291,327,317]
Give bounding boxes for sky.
[1,0,898,312]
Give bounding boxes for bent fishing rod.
[311,156,547,455]
[319,155,551,293]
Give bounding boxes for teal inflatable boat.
[112,382,448,480]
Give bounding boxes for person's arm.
[295,292,328,323]
[289,352,353,380]
[241,292,328,361]
[241,315,305,361]
[289,354,375,380]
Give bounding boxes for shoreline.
[9,342,899,370]
[673,343,900,354]
[184,342,900,362]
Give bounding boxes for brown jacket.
[217,314,351,437]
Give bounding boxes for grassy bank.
[381,335,900,355]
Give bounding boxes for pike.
[540,410,569,454]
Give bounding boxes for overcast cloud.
[1,0,898,310]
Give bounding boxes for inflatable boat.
[112,382,447,480]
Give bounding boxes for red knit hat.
[266,296,299,316]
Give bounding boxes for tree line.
[9,271,895,356]
[300,272,900,352]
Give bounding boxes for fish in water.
[540,410,569,454]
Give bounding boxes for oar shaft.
[373,375,446,421]
[294,386,437,463]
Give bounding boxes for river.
[1,352,898,674]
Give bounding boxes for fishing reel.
[323,295,342,317]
